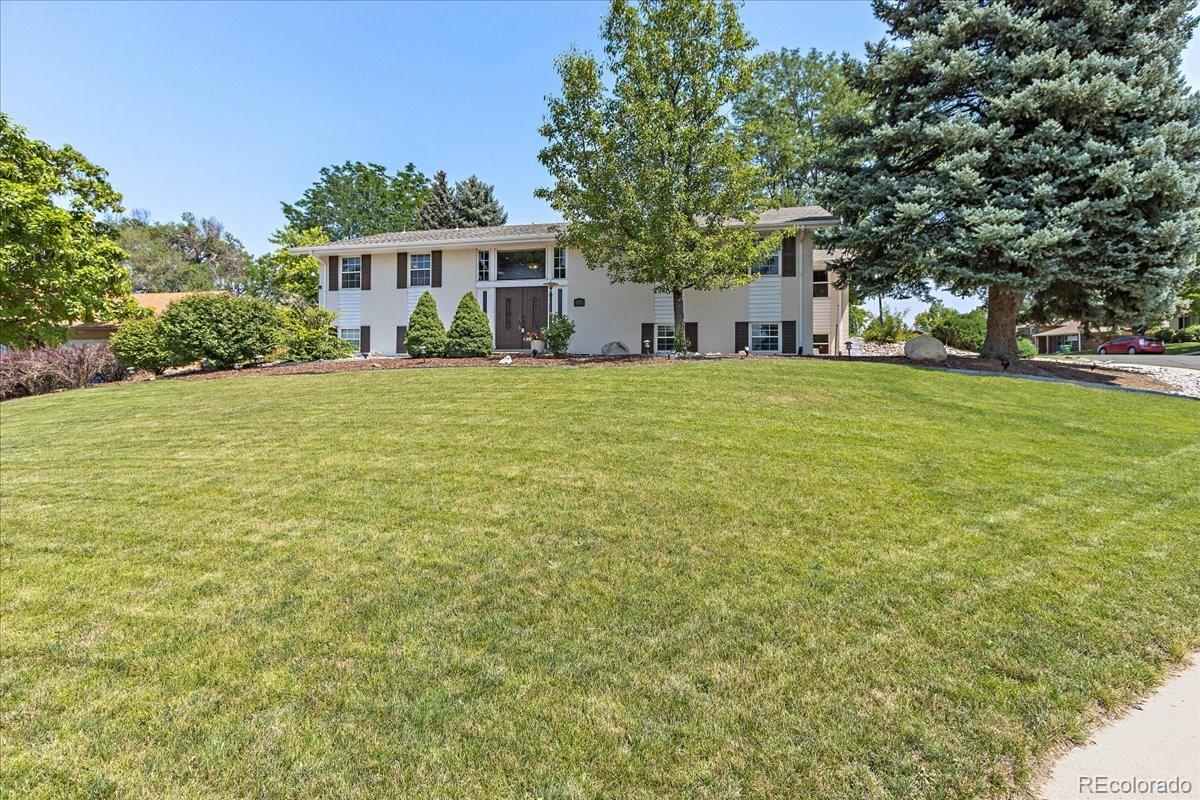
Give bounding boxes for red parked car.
[1097,335,1166,355]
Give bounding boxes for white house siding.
[337,288,362,328]
[568,259,651,354]
[316,228,845,356]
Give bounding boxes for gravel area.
[1043,361,1200,399]
[847,339,978,358]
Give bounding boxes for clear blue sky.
[3,0,1198,314]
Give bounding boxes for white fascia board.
[291,233,560,256]
[289,217,839,255]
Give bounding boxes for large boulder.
[601,341,630,356]
[903,334,948,362]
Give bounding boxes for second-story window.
[751,249,780,276]
[340,257,362,289]
[553,247,567,279]
[813,269,829,298]
[410,254,432,287]
[477,250,490,281]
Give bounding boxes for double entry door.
[494,287,547,350]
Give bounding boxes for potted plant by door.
[524,328,545,355]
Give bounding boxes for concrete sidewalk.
[1042,658,1200,799]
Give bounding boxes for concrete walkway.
[1041,658,1200,799]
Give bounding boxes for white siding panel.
[407,287,425,318]
[813,294,832,335]
[654,292,673,323]
[337,288,362,327]
[747,276,782,322]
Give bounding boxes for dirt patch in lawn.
[149,352,1178,395]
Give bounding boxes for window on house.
[497,249,546,280]
[553,247,568,279]
[477,250,490,281]
[339,327,361,349]
[813,333,830,355]
[751,249,780,276]
[750,322,780,352]
[655,324,675,353]
[813,269,829,298]
[340,257,362,289]
[482,290,488,314]
[410,254,432,287]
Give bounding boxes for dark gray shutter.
[328,255,339,291]
[361,254,372,290]
[685,322,698,353]
[396,252,408,289]
[782,320,797,354]
[641,323,654,354]
[735,321,748,353]
[431,250,442,287]
[781,236,796,277]
[396,325,407,354]
[360,325,371,354]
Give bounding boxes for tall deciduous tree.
[453,175,507,227]
[419,170,459,230]
[283,161,428,241]
[823,0,1200,358]
[734,48,870,205]
[537,0,778,346]
[0,114,131,348]
[117,211,251,293]
[247,226,329,305]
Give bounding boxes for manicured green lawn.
[2,360,1198,799]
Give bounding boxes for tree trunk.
[672,289,686,351]
[980,285,1023,359]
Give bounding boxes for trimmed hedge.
[159,294,280,369]
[110,316,175,374]
[405,292,447,357]
[445,292,493,357]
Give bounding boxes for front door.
[494,287,547,349]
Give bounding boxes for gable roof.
[295,206,838,254]
[132,291,223,315]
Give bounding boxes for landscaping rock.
[903,334,948,362]
[601,341,630,355]
[497,355,514,365]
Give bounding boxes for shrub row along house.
[295,206,850,356]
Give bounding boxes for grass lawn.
[2,359,1198,799]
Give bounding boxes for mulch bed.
[170,353,676,380]
[156,352,1176,394]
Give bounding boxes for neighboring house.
[1167,311,1194,331]
[65,291,219,347]
[1031,321,1085,354]
[297,206,850,356]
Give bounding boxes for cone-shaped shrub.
[445,292,493,357]
[404,291,447,357]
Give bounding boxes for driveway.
[1060,354,1200,370]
